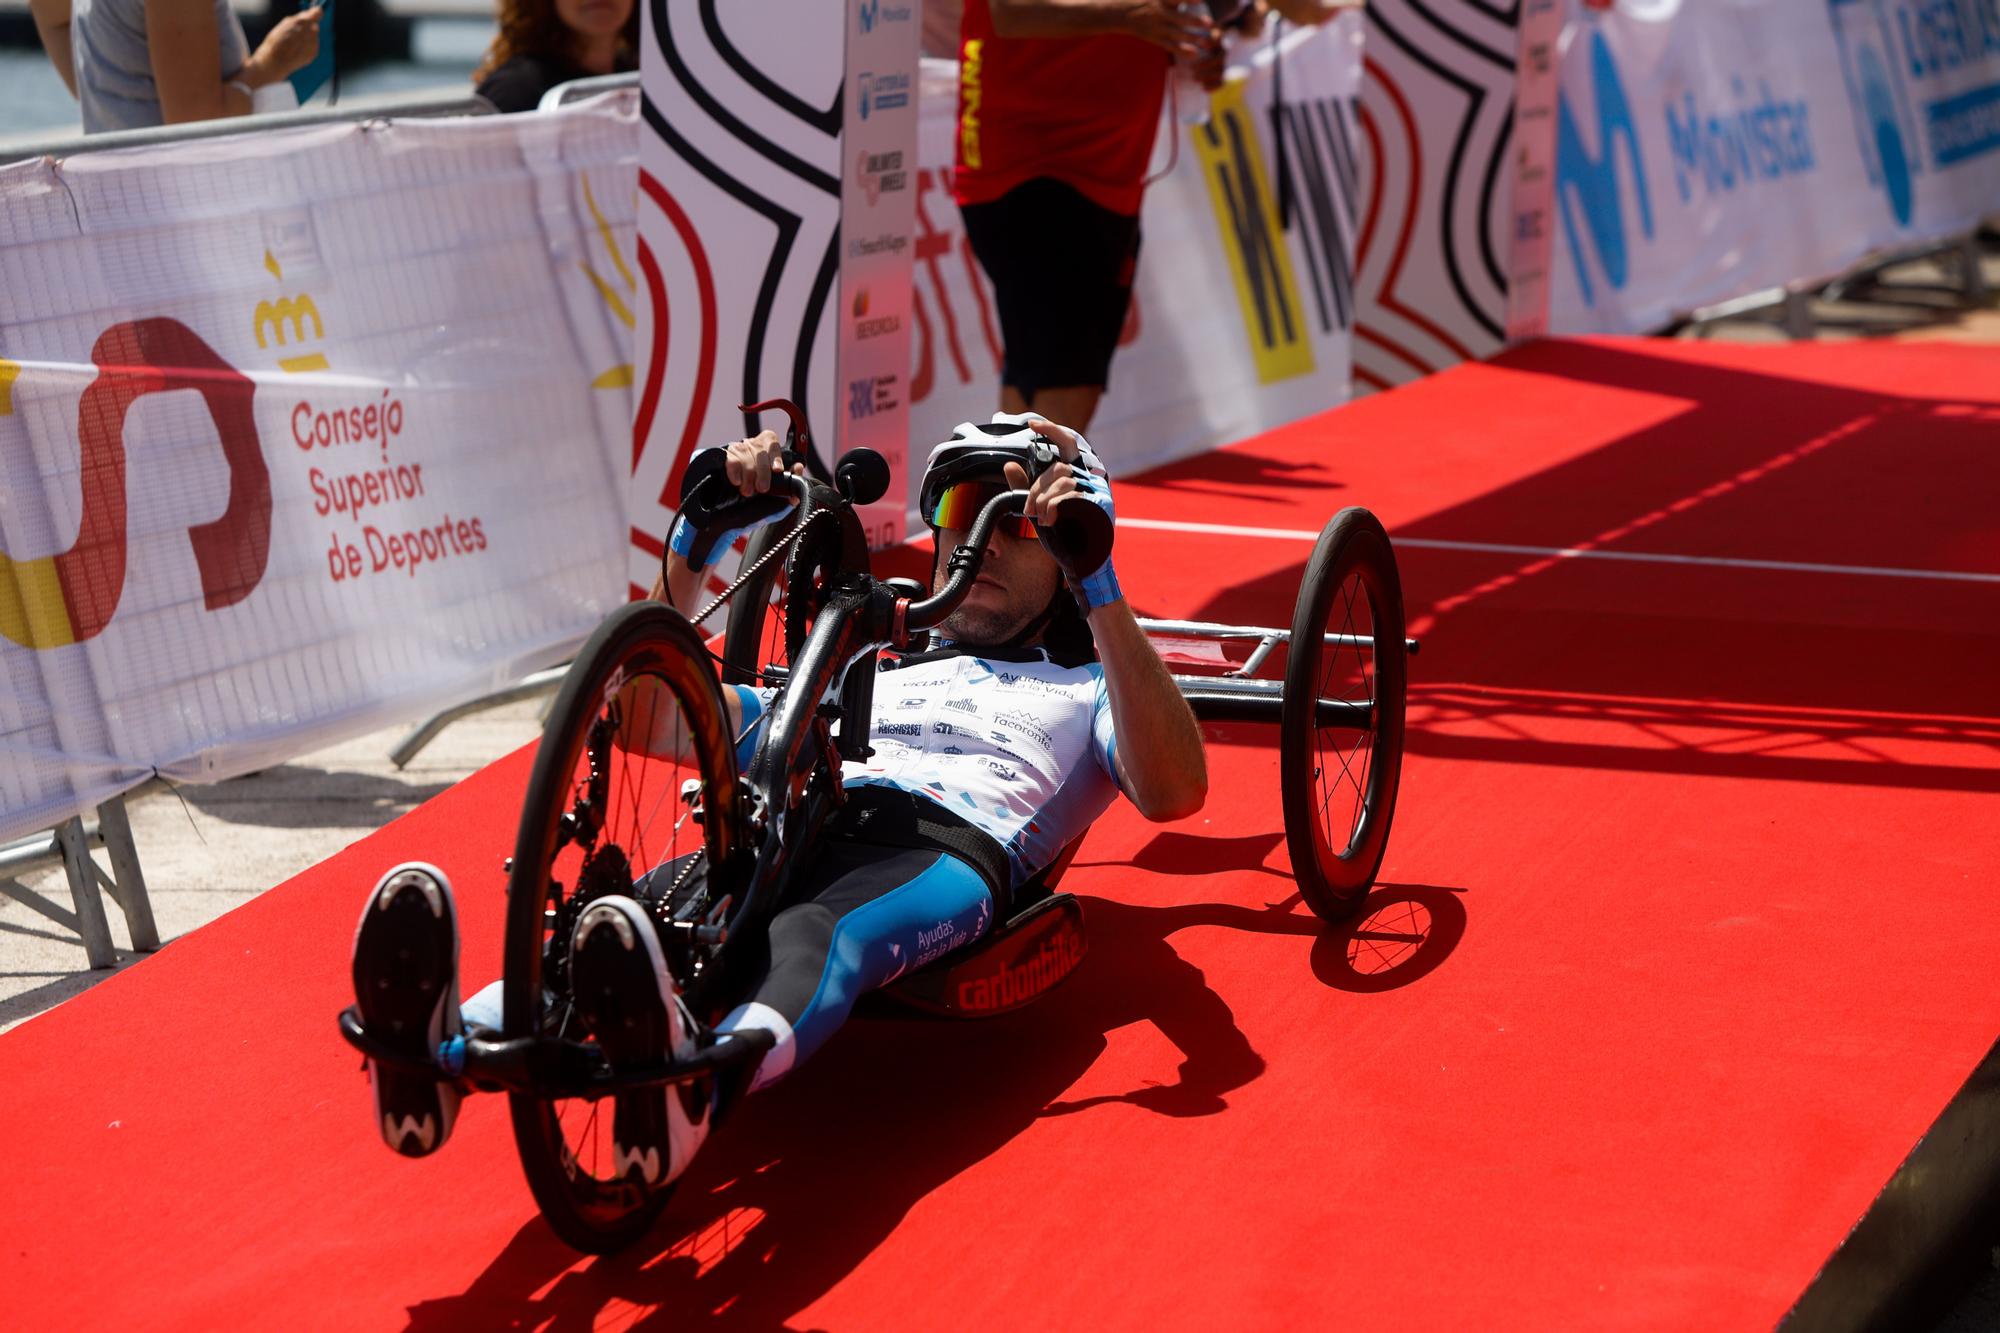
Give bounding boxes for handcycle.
[340,400,1414,1254]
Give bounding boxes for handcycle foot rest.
[880,892,1087,1018]
[336,1007,775,1098]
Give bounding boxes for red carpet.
[7,337,1999,1329]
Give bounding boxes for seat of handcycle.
[875,836,1088,1019]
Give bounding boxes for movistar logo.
[1828,0,1919,225]
[1663,78,1816,203]
[1555,29,1653,307]
[858,0,911,32]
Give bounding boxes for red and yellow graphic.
[0,320,270,649]
[1192,80,1315,384]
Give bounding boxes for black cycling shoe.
[569,895,710,1188]
[351,862,462,1157]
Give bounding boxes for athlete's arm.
[147,0,321,122]
[1087,598,1208,821]
[1006,431,1207,823]
[987,0,1217,59]
[28,0,76,98]
[628,432,802,756]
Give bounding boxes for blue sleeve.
[730,684,773,770]
[1089,667,1127,796]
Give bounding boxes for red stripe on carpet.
[7,338,1998,1330]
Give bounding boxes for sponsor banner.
[1354,0,1522,390]
[1546,0,2000,334]
[1505,0,1568,342]
[635,0,845,602]
[905,18,1361,508]
[841,0,921,548]
[0,98,637,844]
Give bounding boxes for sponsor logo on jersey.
[943,697,980,715]
[877,721,922,737]
[995,709,1055,752]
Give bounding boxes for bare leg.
[999,384,1031,415]
[1027,384,1104,435]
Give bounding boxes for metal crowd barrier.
[0,88,497,167]
[0,74,638,966]
[1672,229,1992,339]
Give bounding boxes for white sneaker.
[568,895,711,1187]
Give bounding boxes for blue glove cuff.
[1077,562,1122,611]
[667,513,699,559]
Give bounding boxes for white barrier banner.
[0,98,638,845]
[634,0,847,600]
[904,18,1362,505]
[1549,0,2000,334]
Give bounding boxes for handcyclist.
[348,415,1206,1186]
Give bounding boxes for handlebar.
[903,486,1114,633]
[677,452,1114,637]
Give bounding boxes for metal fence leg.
[1782,288,1816,340]
[1961,234,1989,304]
[96,798,159,953]
[55,817,118,969]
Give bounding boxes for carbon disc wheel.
[502,600,741,1253]
[1279,507,1409,923]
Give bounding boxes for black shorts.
[959,177,1142,400]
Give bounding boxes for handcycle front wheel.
[1280,507,1408,923]
[502,599,743,1253]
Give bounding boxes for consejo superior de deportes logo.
[1555,27,1653,308]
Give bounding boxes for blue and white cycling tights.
[462,842,995,1093]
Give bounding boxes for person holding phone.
[30,0,322,132]
[472,0,637,114]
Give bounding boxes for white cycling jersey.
[731,646,1126,888]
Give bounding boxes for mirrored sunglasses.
[930,480,1036,538]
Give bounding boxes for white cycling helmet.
[918,414,1105,530]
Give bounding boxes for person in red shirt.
[955,0,1226,435]
[955,0,1356,434]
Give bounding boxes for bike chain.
[689,490,818,626]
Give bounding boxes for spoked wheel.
[503,600,743,1253]
[1280,507,1408,923]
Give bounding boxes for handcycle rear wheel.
[1280,507,1408,923]
[503,600,743,1253]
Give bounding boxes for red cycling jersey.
[954,0,1169,218]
